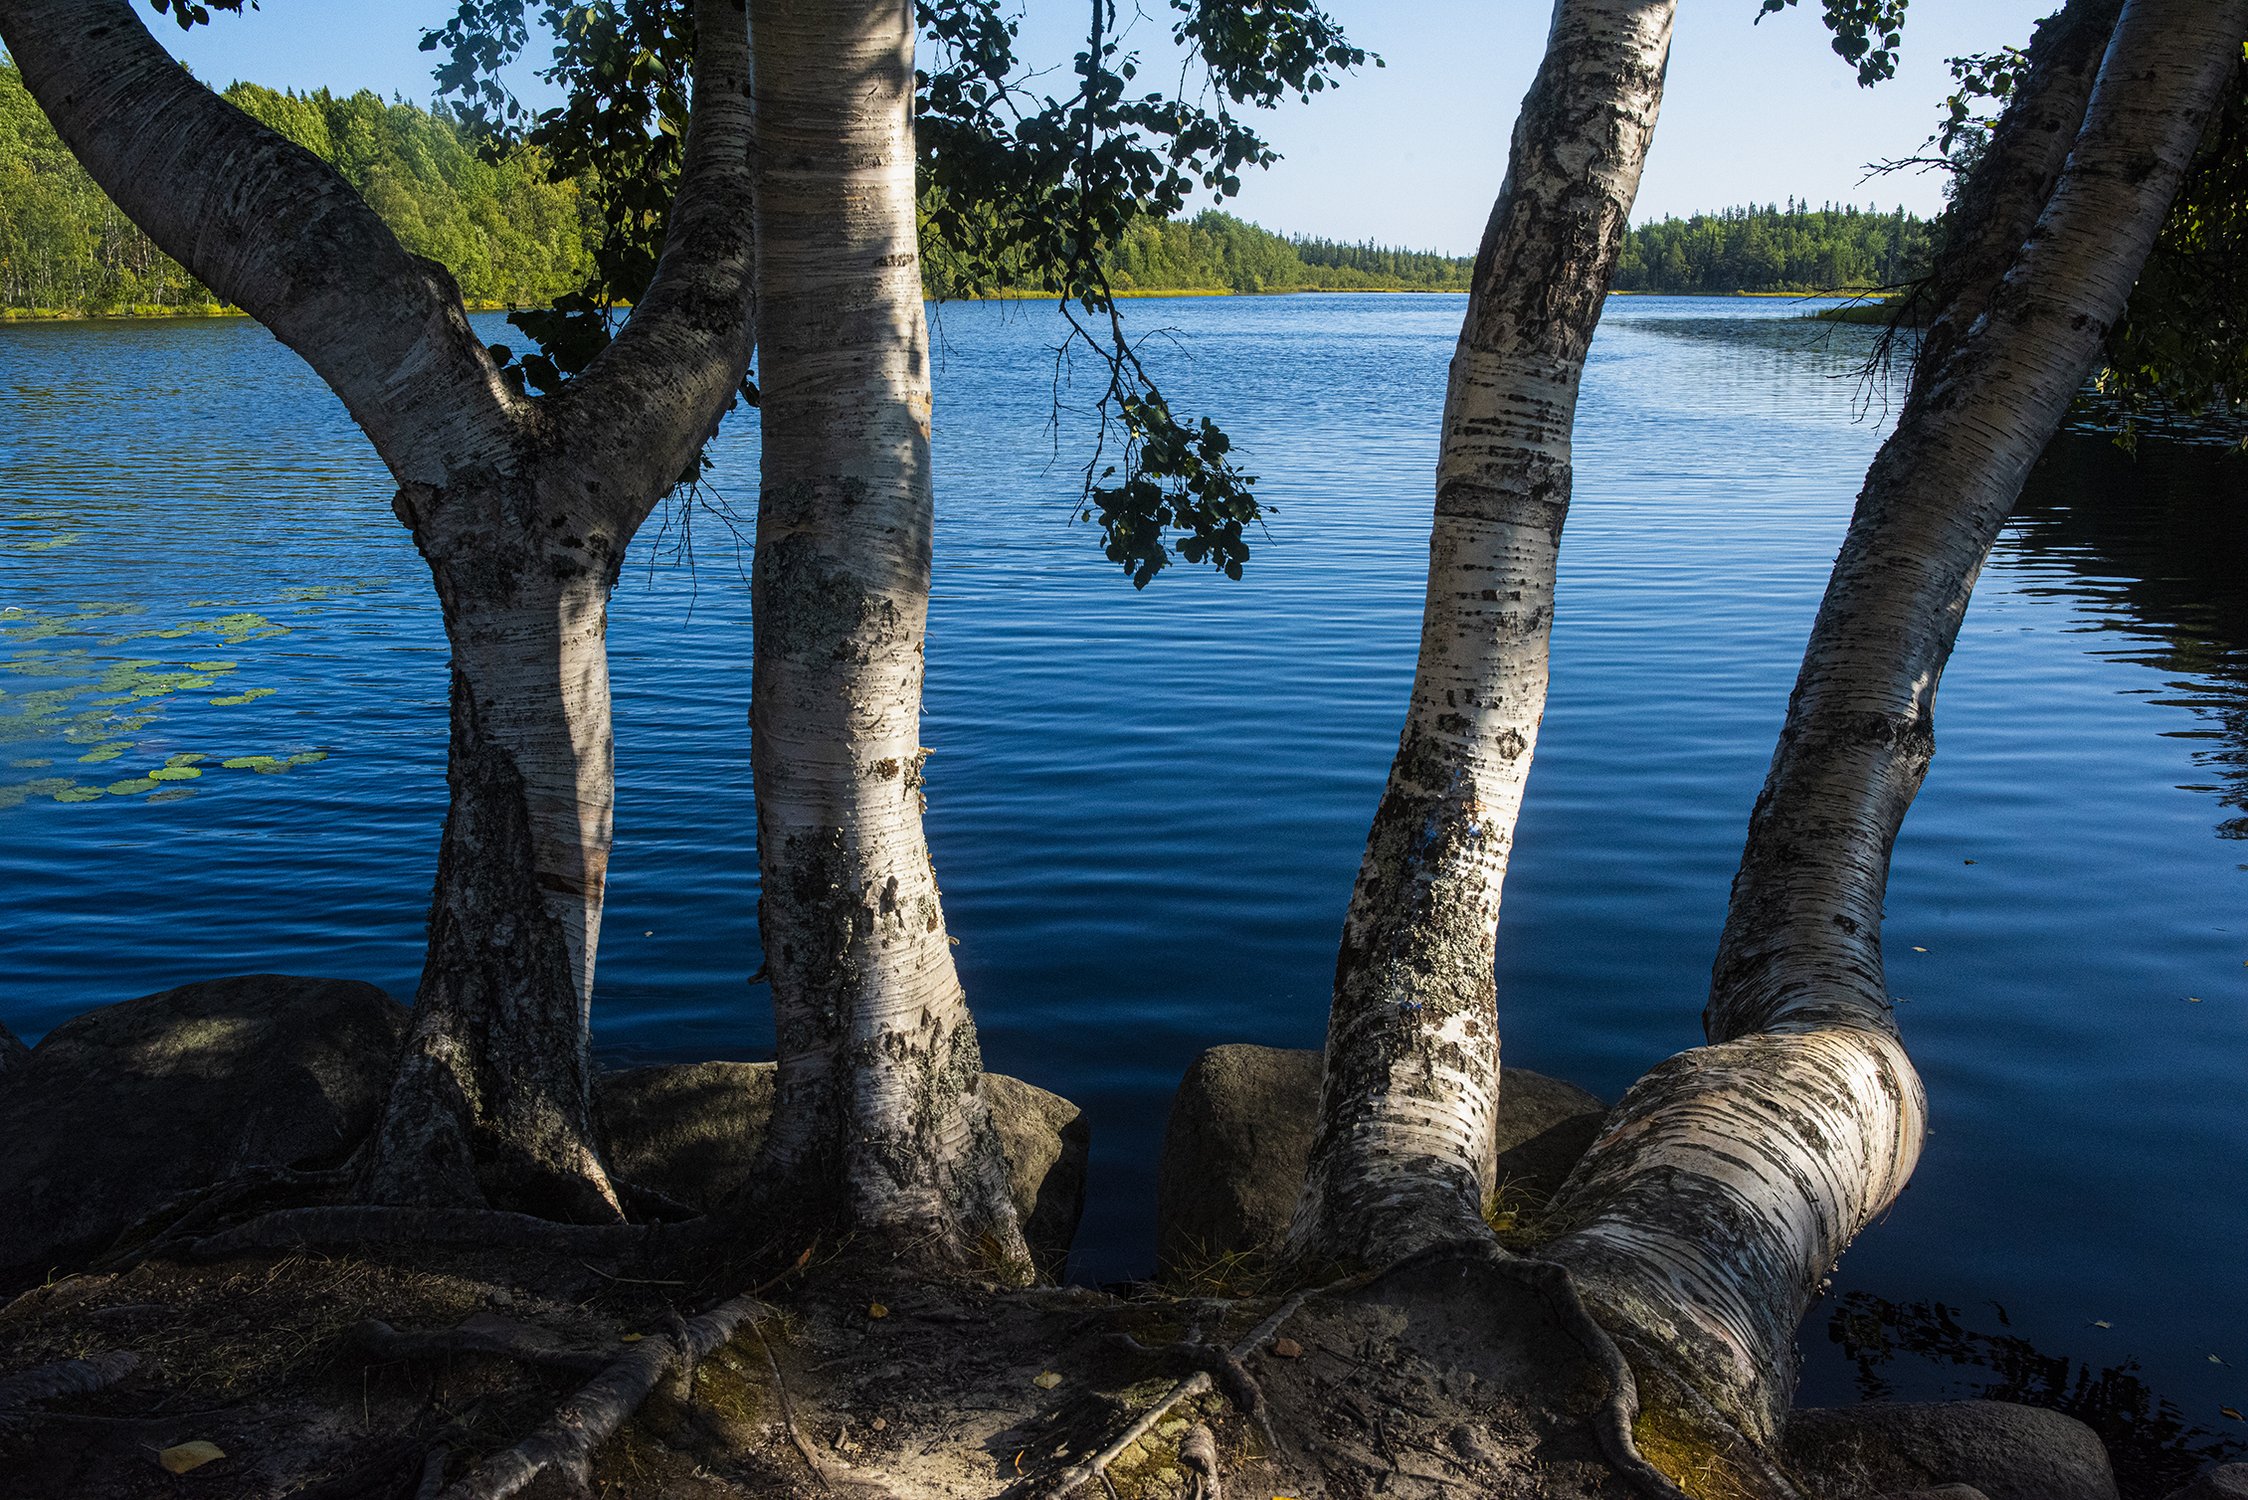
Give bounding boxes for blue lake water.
[3,295,2244,1446]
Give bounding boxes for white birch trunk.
[0,0,759,1217]
[1546,0,2248,1445]
[746,0,1027,1267]
[1285,0,1677,1268]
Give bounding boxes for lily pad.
[77,743,130,764]
[287,751,329,768]
[147,766,202,782]
[210,687,275,707]
[105,777,160,796]
[51,786,102,803]
[221,755,285,774]
[164,752,208,769]
[148,787,196,804]
[11,757,52,769]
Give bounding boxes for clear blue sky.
[162,0,2056,255]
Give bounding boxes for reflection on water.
[1828,1292,2245,1500]
[2001,432,2248,842]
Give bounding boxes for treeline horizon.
[3,64,1939,316]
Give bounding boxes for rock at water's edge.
[1154,1043,1608,1272]
[595,1061,1090,1280]
[1787,1400,2120,1500]
[2164,1464,2248,1500]
[0,1016,27,1082]
[0,975,406,1285]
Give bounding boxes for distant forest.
[1612,200,1937,295]
[1,64,591,315]
[4,64,1938,315]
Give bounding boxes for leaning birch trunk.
[1545,0,2248,1450]
[1285,0,1677,1268]
[0,0,758,1218]
[747,0,1028,1267]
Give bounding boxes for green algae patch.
[0,777,73,809]
[11,757,53,769]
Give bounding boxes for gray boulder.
[1786,1401,2119,1500]
[983,1071,1092,1282]
[0,975,406,1284]
[2164,1465,2248,1500]
[595,1061,1090,1280]
[0,1016,27,1082]
[1154,1043,1608,1272]
[595,1059,773,1212]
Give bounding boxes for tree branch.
[554,0,759,533]
[0,0,522,484]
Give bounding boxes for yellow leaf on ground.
[158,1441,226,1474]
[619,1332,645,1343]
[1271,1336,1304,1359]
[868,1302,889,1319]
[1033,1371,1063,1389]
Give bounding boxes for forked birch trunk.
[0,0,758,1217]
[746,0,1026,1268]
[1286,0,1677,1268]
[1545,0,2248,1446]
[1906,0,2121,387]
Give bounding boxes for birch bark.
[0,0,758,1217]
[746,0,1027,1268]
[1285,0,1677,1268]
[1546,0,2248,1444]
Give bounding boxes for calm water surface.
[3,295,2244,1437]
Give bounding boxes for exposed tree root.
[176,1205,716,1264]
[0,1350,137,1414]
[433,1290,771,1500]
[352,1315,610,1375]
[749,1315,829,1491]
[94,1164,358,1271]
[1177,1424,1221,1500]
[1018,1281,1326,1498]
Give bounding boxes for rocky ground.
[1,977,2232,1500]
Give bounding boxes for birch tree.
[732,0,1367,1265]
[741,0,1028,1266]
[1281,0,2246,1480]
[1285,0,1679,1267]
[0,0,758,1219]
[1544,0,2248,1454]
